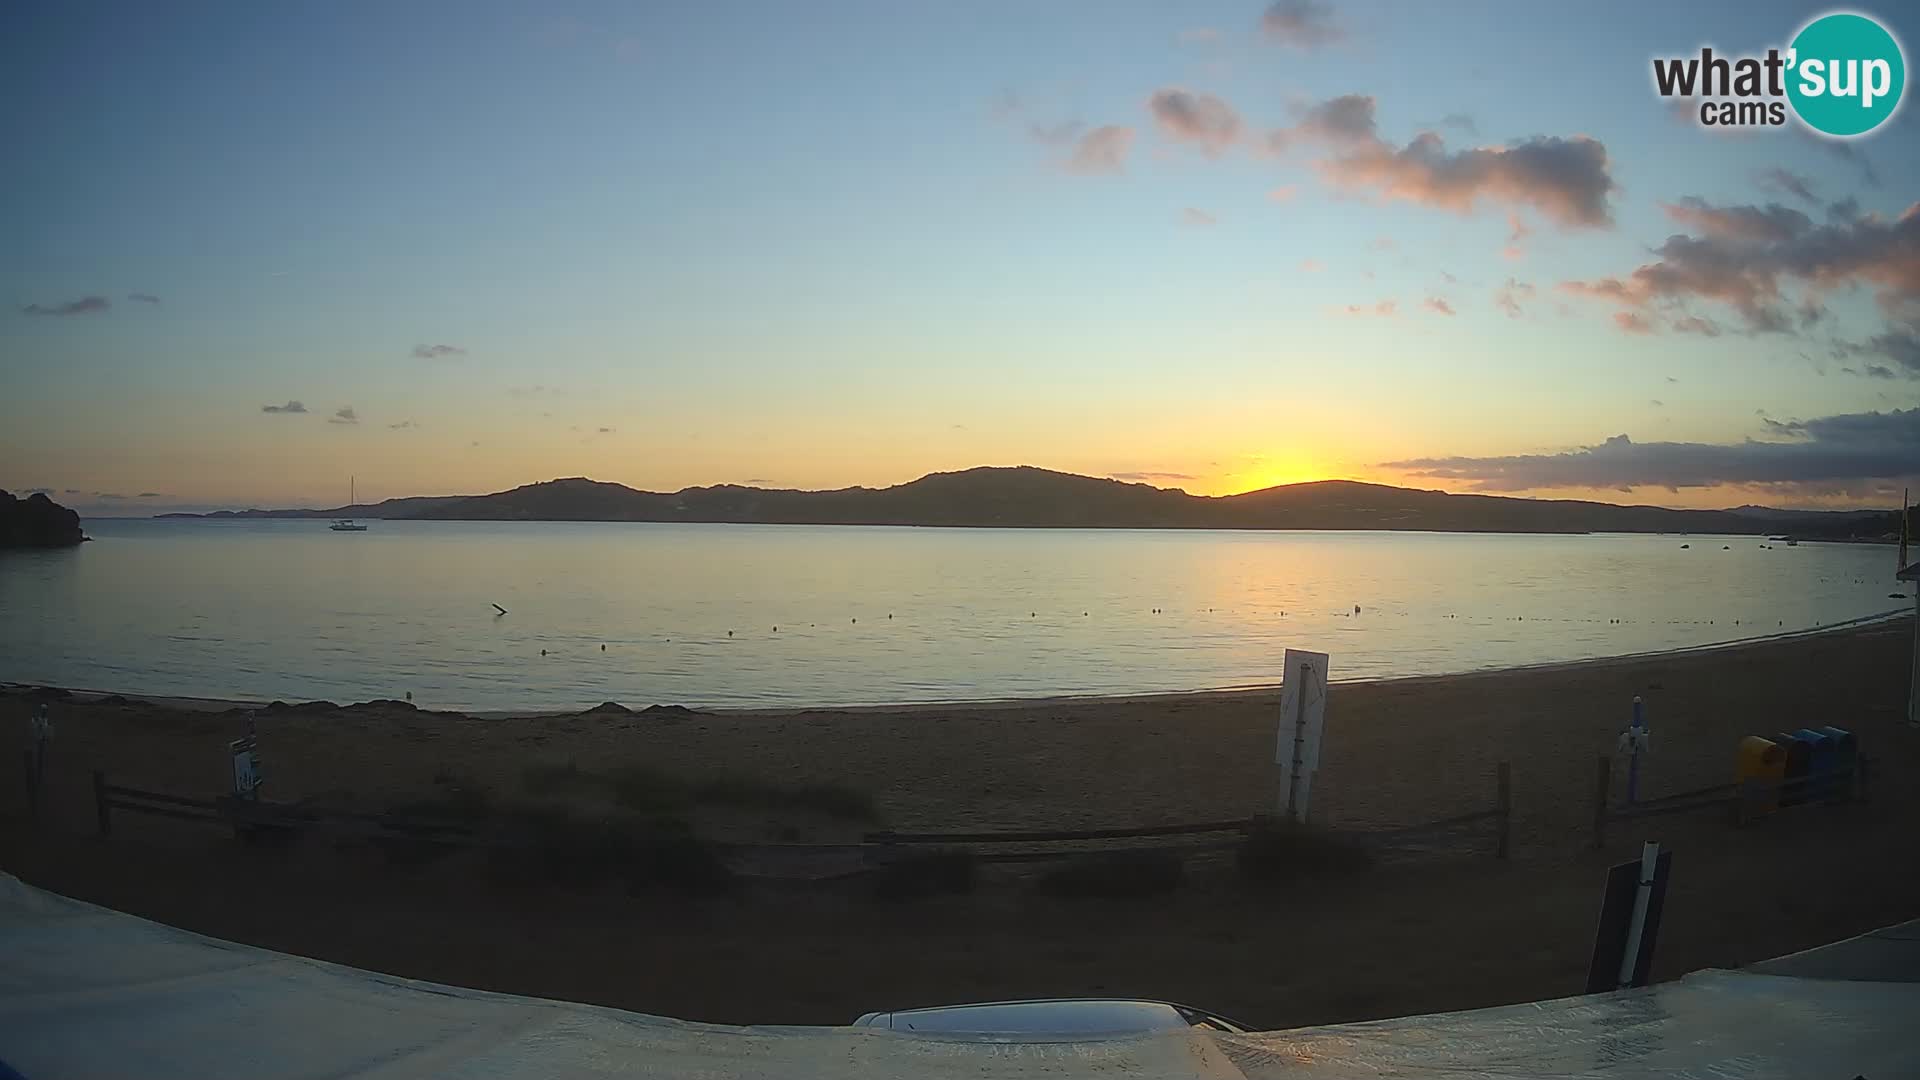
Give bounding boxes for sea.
[0,518,1903,710]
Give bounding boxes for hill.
[0,490,88,547]
[155,467,1903,536]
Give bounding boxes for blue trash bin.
[1817,726,1857,802]
[1772,732,1812,806]
[1792,728,1834,803]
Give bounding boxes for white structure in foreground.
[2,874,1917,1079]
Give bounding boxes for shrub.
[1034,850,1185,899]
[871,849,976,900]
[1236,820,1372,883]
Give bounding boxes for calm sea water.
[0,519,1902,710]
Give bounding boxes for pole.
[1626,696,1645,805]
[1284,660,1311,821]
[1617,841,1661,988]
[1495,761,1512,860]
[1591,755,1611,849]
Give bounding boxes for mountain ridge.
[152,467,1907,537]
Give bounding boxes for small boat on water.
[330,477,369,532]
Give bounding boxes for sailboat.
[329,476,369,532]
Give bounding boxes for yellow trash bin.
[1736,735,1786,817]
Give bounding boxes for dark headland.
[0,491,87,548]
[159,466,1906,538]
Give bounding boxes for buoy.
[851,617,857,624]
[727,630,733,637]
[540,649,547,656]
[773,626,778,632]
[888,613,893,620]
[600,644,606,651]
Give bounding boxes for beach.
[5,619,1919,1029]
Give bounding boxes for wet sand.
[4,619,1918,1029]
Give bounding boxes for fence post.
[1590,755,1611,850]
[93,770,112,836]
[1495,761,1512,860]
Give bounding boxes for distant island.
[0,490,88,548]
[155,467,1907,539]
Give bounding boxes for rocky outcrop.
[0,491,87,548]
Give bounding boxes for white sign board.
[1275,649,1330,822]
[229,737,260,798]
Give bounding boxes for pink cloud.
[1065,126,1134,174]
[1268,185,1299,203]
[1147,88,1242,157]
[1424,297,1457,316]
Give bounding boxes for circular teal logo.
[1787,12,1906,137]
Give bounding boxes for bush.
[871,849,976,900]
[1034,850,1185,899]
[1236,820,1372,883]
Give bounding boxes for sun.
[1214,455,1342,495]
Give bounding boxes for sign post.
[229,711,262,801]
[1616,696,1649,805]
[1275,649,1330,824]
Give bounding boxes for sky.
[3,0,1918,514]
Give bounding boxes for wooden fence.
[1589,755,1871,849]
[87,761,1514,873]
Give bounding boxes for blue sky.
[3,0,1916,512]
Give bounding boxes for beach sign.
[230,713,262,799]
[1276,649,1330,823]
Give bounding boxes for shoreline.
[7,605,1909,719]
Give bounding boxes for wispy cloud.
[388,420,418,430]
[1065,125,1134,175]
[1424,296,1457,316]
[329,406,359,425]
[1503,213,1533,259]
[127,292,161,304]
[1147,88,1242,156]
[1494,278,1536,318]
[1299,258,1324,273]
[1261,0,1344,49]
[1755,168,1817,205]
[596,426,616,434]
[1177,27,1221,44]
[1339,299,1398,317]
[1384,409,1920,493]
[260,401,308,414]
[1109,471,1198,483]
[411,343,467,360]
[1613,311,1656,334]
[22,296,109,317]
[1268,185,1299,203]
[1436,112,1477,135]
[1181,207,1218,227]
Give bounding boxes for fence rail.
[1589,756,1869,848]
[87,762,1513,872]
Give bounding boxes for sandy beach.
[5,619,1919,1029]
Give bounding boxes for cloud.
[1027,119,1085,146]
[1272,94,1378,150]
[127,292,161,304]
[1109,471,1198,482]
[1268,185,1298,203]
[1147,88,1242,156]
[1437,112,1477,135]
[329,406,359,425]
[137,492,162,498]
[1299,258,1324,273]
[1649,400,1664,408]
[597,426,616,434]
[1181,207,1218,227]
[1755,168,1817,205]
[1671,314,1722,337]
[1504,213,1532,259]
[411,343,466,359]
[260,401,308,414]
[1613,311,1656,334]
[1065,126,1134,174]
[1274,96,1615,228]
[1369,235,1395,251]
[22,296,109,317]
[1261,0,1343,48]
[1340,299,1398,317]
[388,420,417,430]
[1493,278,1535,318]
[1321,131,1616,228]
[1560,196,1920,345]
[1424,297,1456,316]
[1384,409,1920,492]
[1795,126,1879,187]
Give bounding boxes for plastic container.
[1792,728,1834,802]
[1735,736,1785,815]
[1772,732,1812,807]
[1817,726,1857,803]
